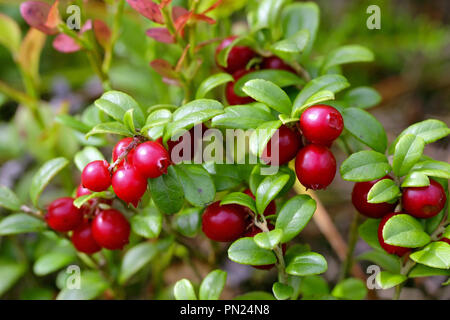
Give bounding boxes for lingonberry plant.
[0,0,448,302]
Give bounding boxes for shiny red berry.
[202,201,248,242]
[225,69,255,105]
[261,56,295,73]
[92,209,130,250]
[111,164,147,207]
[261,125,303,165]
[295,144,336,190]
[112,137,135,167]
[243,189,276,216]
[81,160,111,192]
[215,36,256,74]
[132,141,170,179]
[352,176,397,218]
[71,220,101,254]
[45,197,83,232]
[299,105,344,146]
[377,212,410,256]
[402,179,446,219]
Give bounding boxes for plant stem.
[20,205,44,220]
[339,211,360,281]
[108,135,145,173]
[102,0,124,74]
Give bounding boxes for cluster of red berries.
[215,36,296,106]
[352,176,447,256]
[202,189,284,270]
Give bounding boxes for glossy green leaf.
[228,237,277,265]
[322,45,374,72]
[57,271,108,300]
[0,186,21,211]
[254,229,283,250]
[410,242,450,269]
[272,282,293,300]
[196,73,233,99]
[174,279,197,300]
[123,109,136,133]
[130,205,162,239]
[340,151,391,182]
[34,249,76,276]
[383,214,430,248]
[358,218,382,251]
[119,242,158,284]
[199,269,227,300]
[234,291,275,300]
[401,171,430,188]
[234,70,304,96]
[343,86,381,109]
[148,167,184,214]
[0,13,21,54]
[212,103,275,129]
[375,271,407,290]
[74,146,105,172]
[249,120,282,157]
[172,207,202,237]
[392,134,425,177]
[0,213,46,235]
[285,252,327,276]
[55,114,91,133]
[0,260,26,297]
[95,90,145,127]
[255,173,290,214]
[331,278,367,300]
[271,29,309,55]
[410,160,450,179]
[85,122,133,138]
[221,192,256,213]
[357,250,401,274]
[242,79,292,115]
[409,264,450,278]
[173,164,215,207]
[367,179,401,204]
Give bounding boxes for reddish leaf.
[174,11,192,36]
[192,13,216,25]
[172,6,189,22]
[126,0,164,24]
[43,0,61,29]
[93,19,111,48]
[202,0,223,14]
[52,33,81,53]
[150,59,180,86]
[80,19,93,33]
[20,1,58,34]
[159,0,172,9]
[146,28,174,43]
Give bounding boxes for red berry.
[377,212,410,256]
[441,237,450,245]
[202,201,248,242]
[294,144,336,190]
[261,125,303,165]
[225,69,255,105]
[132,141,170,179]
[215,36,256,74]
[81,160,111,192]
[402,179,446,219]
[45,197,83,232]
[92,209,130,250]
[243,189,276,216]
[112,137,135,167]
[76,184,91,198]
[167,124,206,163]
[261,56,295,73]
[352,176,397,218]
[71,220,101,254]
[244,224,286,270]
[299,105,344,146]
[111,164,147,207]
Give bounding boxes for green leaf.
[228,237,277,265]
[173,164,215,207]
[343,86,381,109]
[234,70,304,96]
[367,179,401,204]
[322,45,374,72]
[410,160,450,179]
[119,242,158,284]
[196,73,234,99]
[220,192,256,213]
[73,192,108,208]
[123,109,136,133]
[57,271,109,300]
[95,90,145,127]
[389,119,450,154]
[358,218,382,251]
[74,147,105,172]
[293,90,335,116]
[0,185,21,211]
[172,207,202,237]
[212,104,275,129]
[375,271,407,289]
[254,229,283,250]
[410,242,450,269]
[272,282,293,300]
[409,264,450,278]
[392,134,425,177]
[0,13,21,54]
[357,250,401,274]
[331,278,367,300]
[276,194,316,243]
[242,79,292,115]
[286,252,327,276]
[174,279,197,300]
[0,213,46,235]
[401,171,430,188]
[33,249,76,276]
[255,173,290,214]
[130,204,162,239]
[340,151,391,182]
[292,74,350,116]
[249,120,282,157]
[148,167,184,214]
[216,35,254,68]
[271,29,309,55]
[55,114,91,133]
[342,108,387,153]
[30,157,69,207]
[382,214,431,248]
[85,122,133,138]
[234,291,275,300]
[0,260,26,297]
[142,109,172,134]
[199,269,227,300]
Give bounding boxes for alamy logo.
[366,5,381,30]
[366,264,382,289]
[66,5,81,30]
[66,265,81,290]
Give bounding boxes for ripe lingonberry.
[111,164,147,207]
[71,220,101,254]
[45,197,83,232]
[92,209,130,250]
[133,141,170,179]
[243,189,276,216]
[215,36,256,74]
[402,179,446,219]
[299,105,344,146]
[261,56,295,73]
[295,144,336,190]
[261,125,302,165]
[81,160,111,192]
[112,137,135,166]
[167,124,206,163]
[76,184,113,207]
[352,176,397,218]
[225,69,255,105]
[377,212,410,256]
[202,201,248,242]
